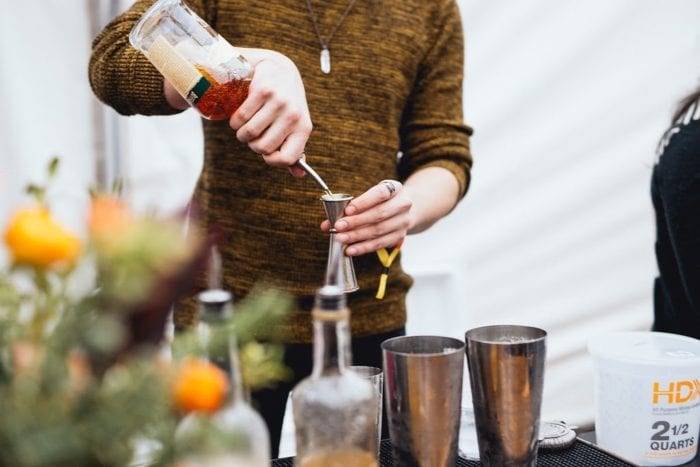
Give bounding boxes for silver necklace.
[304,0,359,74]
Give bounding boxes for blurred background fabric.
[1,0,699,429]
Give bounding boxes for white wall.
[2,0,700,430]
[404,0,700,426]
[0,1,203,236]
[0,1,97,245]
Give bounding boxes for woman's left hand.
[320,180,413,256]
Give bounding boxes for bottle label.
[146,35,210,104]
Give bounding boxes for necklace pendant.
[320,47,331,74]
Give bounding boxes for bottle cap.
[197,288,233,321]
[314,284,346,311]
[198,288,232,305]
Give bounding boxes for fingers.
[289,165,307,178]
[335,214,409,246]
[248,107,301,155]
[229,87,266,130]
[262,130,310,168]
[229,56,313,178]
[335,191,412,232]
[319,182,411,256]
[235,100,281,144]
[344,180,401,216]
[345,229,405,257]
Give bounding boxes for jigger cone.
[321,194,359,293]
[322,194,352,227]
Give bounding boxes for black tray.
[272,438,636,466]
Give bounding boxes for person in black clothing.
[652,87,700,339]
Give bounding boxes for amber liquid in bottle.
[194,65,250,121]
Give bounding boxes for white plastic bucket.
[589,332,700,466]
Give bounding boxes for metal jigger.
[321,193,359,293]
[465,325,547,467]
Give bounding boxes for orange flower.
[173,358,229,414]
[4,207,80,268]
[11,341,44,376]
[89,195,132,238]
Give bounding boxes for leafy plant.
[0,159,290,466]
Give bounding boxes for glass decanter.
[291,282,379,466]
[129,0,252,120]
[176,288,270,467]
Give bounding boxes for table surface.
[273,437,636,466]
[274,435,700,467]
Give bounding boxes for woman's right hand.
[228,50,312,177]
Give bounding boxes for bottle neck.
[312,308,351,377]
[227,334,248,404]
[197,299,248,404]
[198,322,249,404]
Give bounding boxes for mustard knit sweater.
[89,0,472,343]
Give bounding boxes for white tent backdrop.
[410,0,700,426]
[0,1,96,247]
[2,0,700,435]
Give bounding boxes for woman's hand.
[229,51,312,177]
[321,180,413,256]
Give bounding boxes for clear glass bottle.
[129,0,252,120]
[176,289,270,467]
[291,284,379,467]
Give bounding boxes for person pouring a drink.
[89,0,472,456]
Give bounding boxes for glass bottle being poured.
[129,0,252,121]
[129,0,332,196]
[176,247,270,467]
[291,238,378,466]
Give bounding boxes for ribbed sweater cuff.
[410,158,471,200]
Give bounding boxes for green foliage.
[240,341,292,391]
[0,273,22,338]
[172,288,293,391]
[47,157,60,178]
[24,157,60,206]
[24,183,46,205]
[95,218,191,305]
[0,275,290,466]
[0,357,172,467]
[0,159,291,466]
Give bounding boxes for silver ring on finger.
[382,180,398,197]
